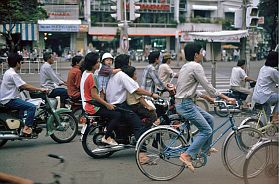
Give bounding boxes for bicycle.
[135,101,263,181]
[243,137,278,184]
[240,103,278,137]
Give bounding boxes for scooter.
[81,98,187,159]
[0,91,78,148]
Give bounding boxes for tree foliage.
[0,0,47,52]
[258,0,278,49]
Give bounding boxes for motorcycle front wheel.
[50,112,78,143]
[82,125,114,158]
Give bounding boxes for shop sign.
[137,3,170,11]
[44,5,79,19]
[39,24,80,32]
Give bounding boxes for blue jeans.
[261,93,279,124]
[175,99,214,159]
[5,98,36,127]
[49,88,69,105]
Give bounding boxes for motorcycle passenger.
[122,66,160,126]
[229,59,256,108]
[175,42,235,172]
[67,55,83,102]
[0,53,48,135]
[105,54,159,141]
[252,51,279,124]
[40,52,68,107]
[141,51,167,93]
[80,52,121,146]
[97,53,121,100]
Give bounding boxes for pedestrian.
[158,53,178,86]
[252,51,279,124]
[175,42,235,172]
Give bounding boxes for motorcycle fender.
[135,125,187,151]
[239,117,253,127]
[46,108,72,135]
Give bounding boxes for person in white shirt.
[230,60,256,108]
[252,51,279,124]
[106,54,159,141]
[0,53,47,135]
[158,53,178,86]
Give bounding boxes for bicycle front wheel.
[243,140,278,184]
[222,126,263,178]
[135,127,187,181]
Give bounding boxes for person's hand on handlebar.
[106,103,116,110]
[151,93,159,99]
[227,98,236,105]
[166,83,175,91]
[40,88,50,94]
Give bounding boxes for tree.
[258,0,278,49]
[0,0,47,53]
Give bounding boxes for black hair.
[265,51,278,67]
[122,66,136,78]
[43,52,52,62]
[237,59,246,67]
[84,52,99,71]
[148,51,160,64]
[184,42,202,61]
[8,53,23,67]
[71,55,83,67]
[114,54,130,69]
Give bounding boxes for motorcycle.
[0,91,78,148]
[214,81,256,117]
[81,97,187,159]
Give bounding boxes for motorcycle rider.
[0,53,48,135]
[40,52,68,107]
[106,54,159,141]
[229,59,256,108]
[67,55,83,102]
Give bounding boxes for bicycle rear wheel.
[222,126,263,178]
[135,127,187,181]
[243,140,278,184]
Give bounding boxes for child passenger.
[122,66,160,126]
[97,53,121,99]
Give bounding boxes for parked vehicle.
[0,91,78,148]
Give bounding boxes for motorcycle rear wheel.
[82,125,114,158]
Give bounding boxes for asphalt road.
[0,115,248,184]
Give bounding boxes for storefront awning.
[189,30,249,42]
[192,5,217,11]
[0,23,38,41]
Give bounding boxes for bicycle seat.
[254,103,264,110]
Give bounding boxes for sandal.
[179,154,194,172]
[206,148,218,156]
[22,126,32,135]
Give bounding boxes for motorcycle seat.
[230,89,248,100]
[254,103,264,110]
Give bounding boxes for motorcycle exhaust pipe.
[92,145,125,154]
[0,134,19,139]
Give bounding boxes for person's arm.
[0,172,33,184]
[111,68,121,74]
[149,68,166,90]
[139,96,154,111]
[244,76,256,82]
[90,86,115,110]
[135,87,159,99]
[46,65,65,85]
[20,84,48,93]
